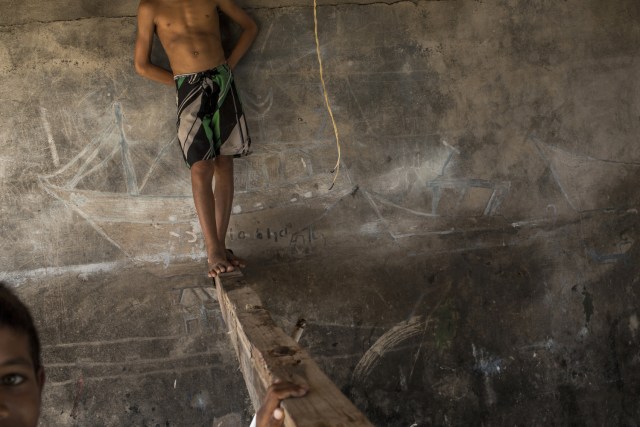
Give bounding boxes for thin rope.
[313,0,341,190]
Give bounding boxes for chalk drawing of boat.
[38,102,352,260]
[533,138,640,213]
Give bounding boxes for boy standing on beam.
[134,0,258,277]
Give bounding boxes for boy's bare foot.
[207,254,234,278]
[226,249,246,268]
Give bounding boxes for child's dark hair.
[0,282,42,372]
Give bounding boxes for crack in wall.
[0,0,428,28]
[0,15,136,29]
[247,0,425,11]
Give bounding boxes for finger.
[274,381,309,394]
[269,384,308,400]
[265,408,285,427]
[273,408,284,420]
[269,380,306,391]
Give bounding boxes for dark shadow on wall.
[333,213,640,426]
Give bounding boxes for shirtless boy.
[134,0,258,277]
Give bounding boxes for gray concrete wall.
[1,0,639,425]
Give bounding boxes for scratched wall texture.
[1,0,640,425]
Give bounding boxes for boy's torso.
[145,0,227,75]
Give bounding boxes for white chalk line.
[0,253,207,286]
[39,106,59,167]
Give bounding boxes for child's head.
[0,282,45,427]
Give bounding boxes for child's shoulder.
[138,0,160,13]
[137,0,164,23]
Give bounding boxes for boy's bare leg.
[191,159,234,277]
[213,156,246,267]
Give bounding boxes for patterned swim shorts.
[174,63,251,167]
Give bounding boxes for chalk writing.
[228,224,292,242]
[168,225,199,244]
[289,224,324,256]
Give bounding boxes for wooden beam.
[214,273,374,427]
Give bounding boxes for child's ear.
[36,367,46,391]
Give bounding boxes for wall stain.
[582,288,594,325]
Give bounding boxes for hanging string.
[313,0,341,190]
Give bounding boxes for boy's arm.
[217,0,258,70]
[134,0,174,86]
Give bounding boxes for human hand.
[255,380,308,427]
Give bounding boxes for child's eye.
[1,374,26,386]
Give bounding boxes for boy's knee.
[190,161,215,183]
[214,155,233,168]
[213,156,234,175]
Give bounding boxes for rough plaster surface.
[15,268,252,425]
[1,0,640,425]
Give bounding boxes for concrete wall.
[1,0,639,425]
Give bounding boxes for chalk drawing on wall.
[471,344,504,407]
[38,102,194,258]
[352,316,426,384]
[427,178,510,217]
[38,102,352,259]
[173,285,220,335]
[352,279,455,387]
[533,138,640,213]
[363,139,511,238]
[241,88,273,143]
